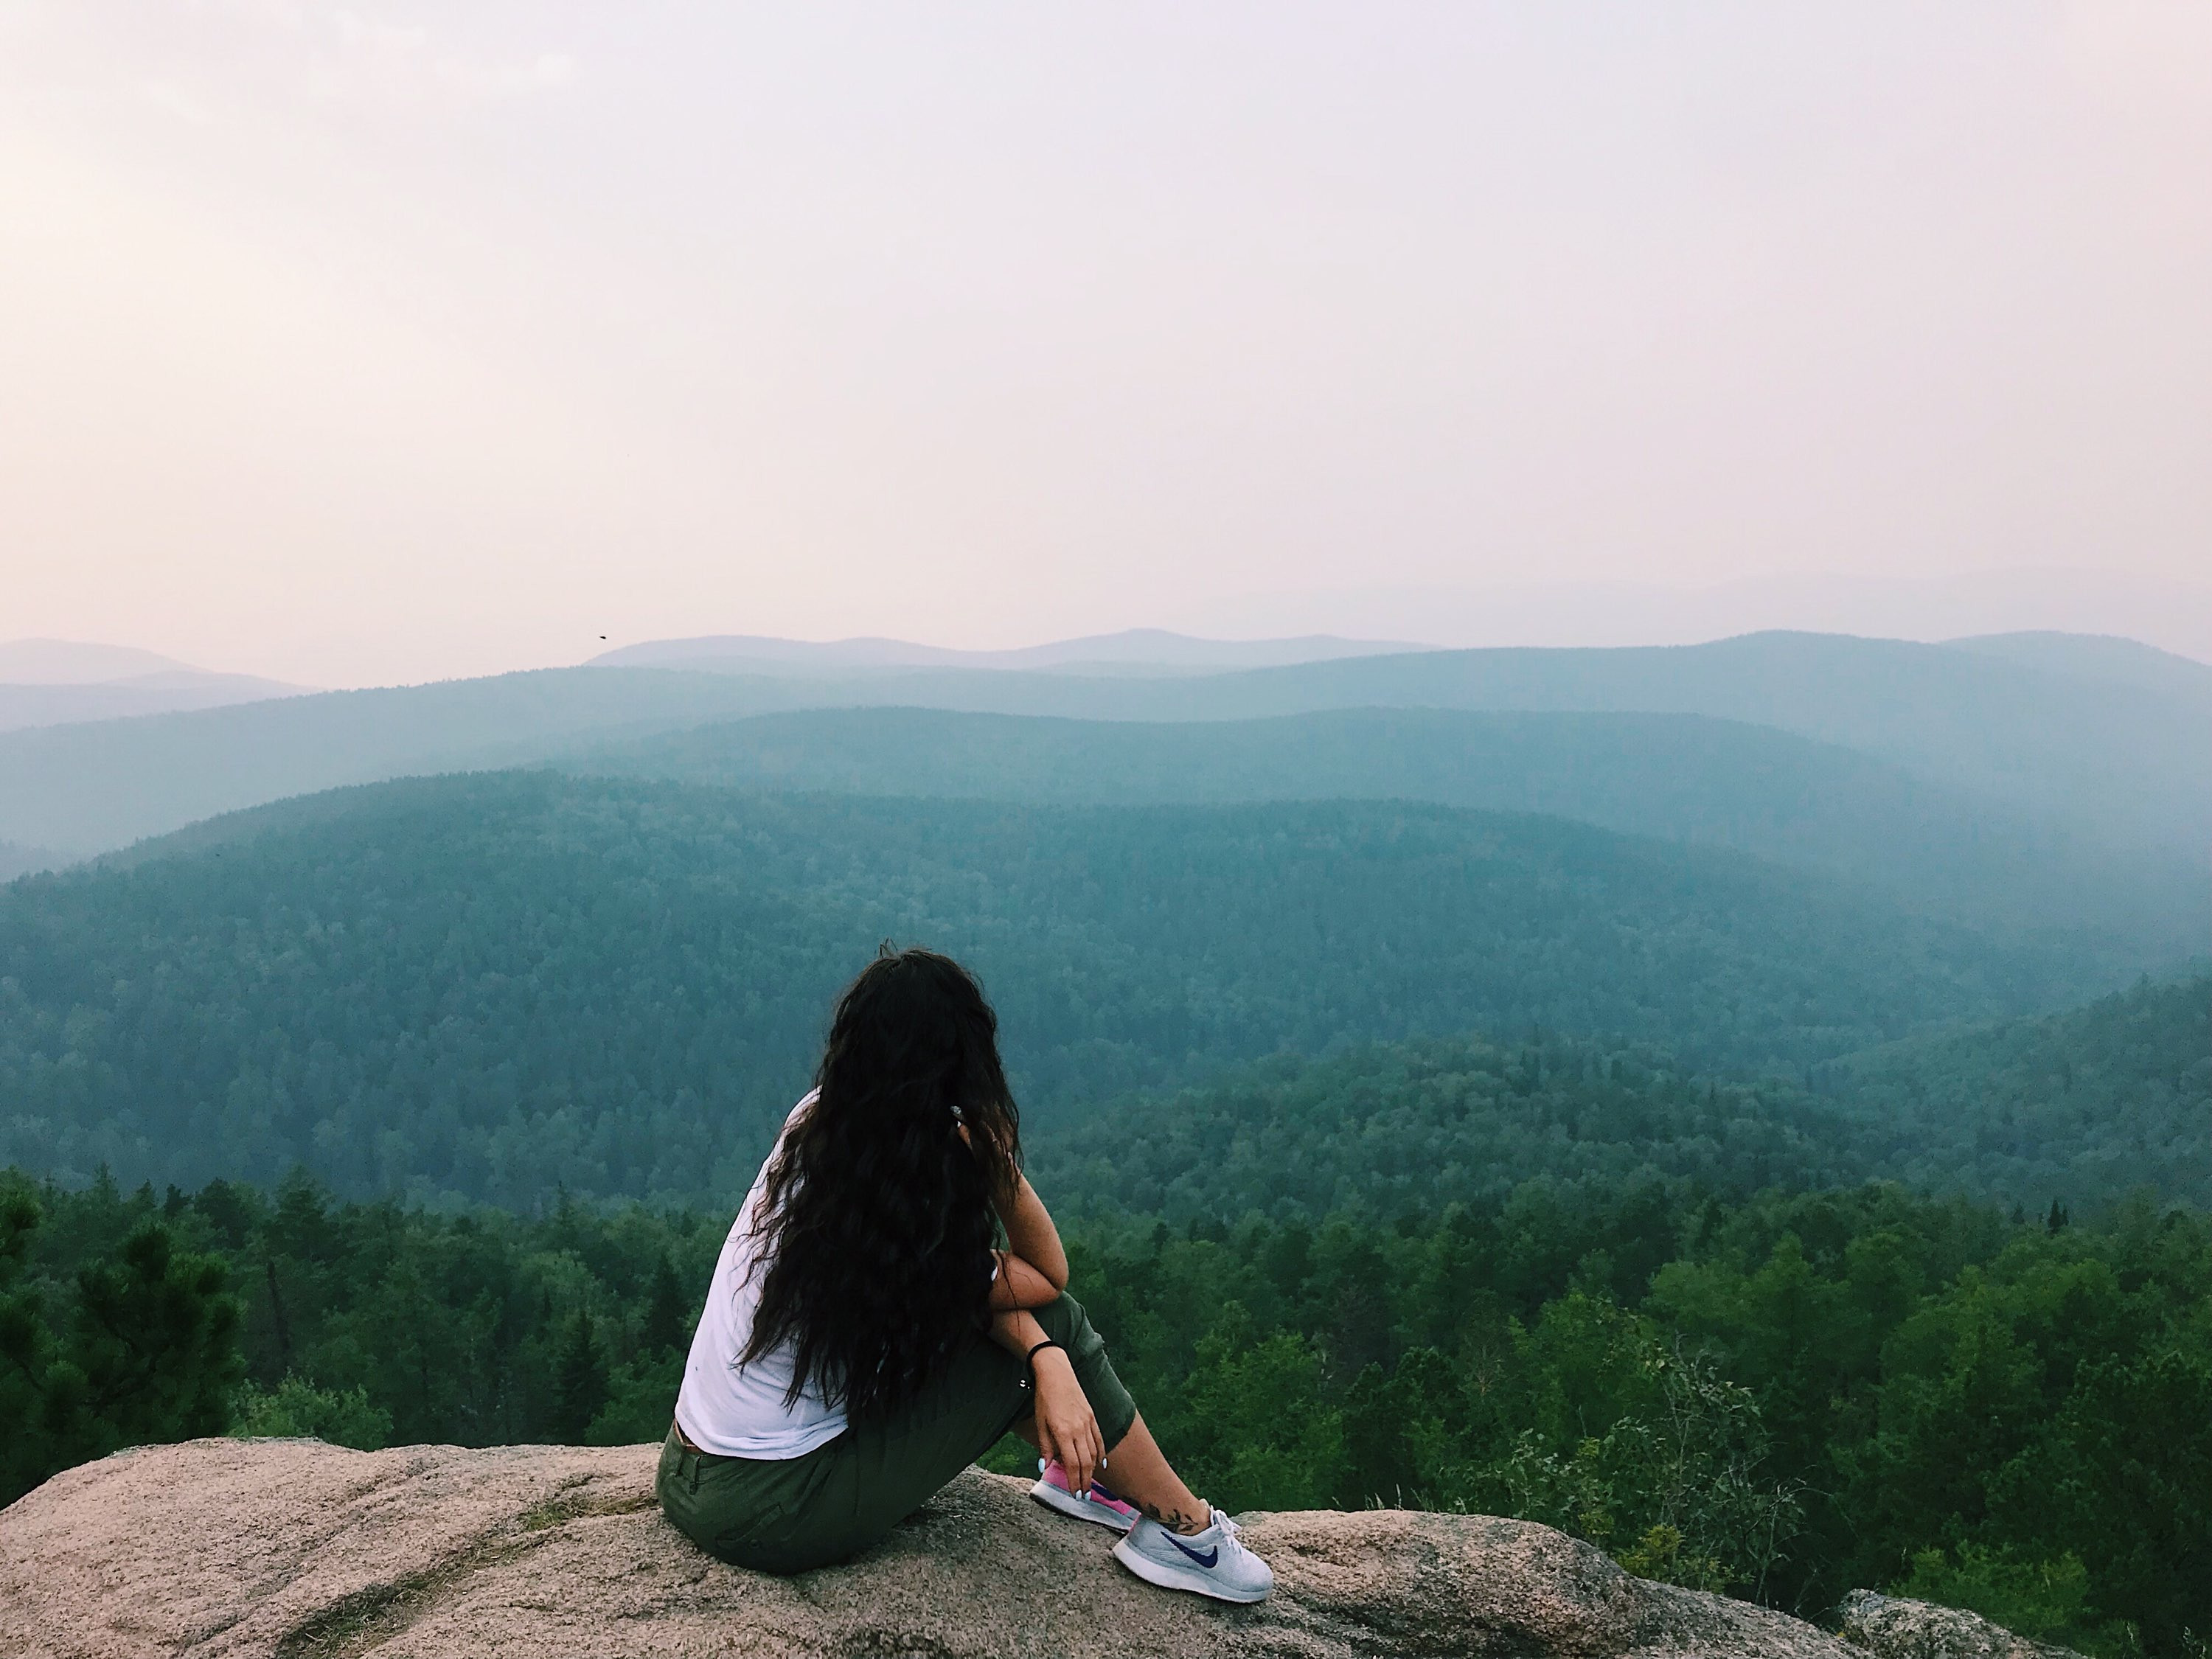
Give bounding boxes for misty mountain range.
[1189,567,2212,666]
[0,628,1416,733]
[0,772,2166,1205]
[0,639,306,734]
[1,619,2205,1215]
[4,627,2207,860]
[587,627,1431,676]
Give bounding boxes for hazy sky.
[4,3,2209,685]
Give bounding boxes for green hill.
[0,771,2103,1207]
[1822,971,2212,1211]
[565,705,2206,948]
[1026,1031,1863,1226]
[1028,973,2212,1224]
[3,631,2204,862]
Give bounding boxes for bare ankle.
[1140,1498,1211,1534]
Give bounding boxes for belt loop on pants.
[673,1417,705,1494]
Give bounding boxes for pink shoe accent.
[1031,1458,1141,1532]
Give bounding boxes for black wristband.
[1025,1338,1065,1372]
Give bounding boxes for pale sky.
[4,3,2209,686]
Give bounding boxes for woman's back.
[675,1092,849,1458]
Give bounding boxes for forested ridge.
[566,705,2207,945]
[1823,975,2212,1210]
[1031,974,2212,1222]
[0,770,2114,1206]
[1030,1034,1864,1226]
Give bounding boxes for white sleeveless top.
[673,1093,849,1458]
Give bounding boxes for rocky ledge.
[0,1439,2068,1659]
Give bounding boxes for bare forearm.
[989,1253,1060,1310]
[995,1174,1068,1290]
[990,1305,1047,1357]
[994,1306,1103,1492]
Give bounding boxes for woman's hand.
[1031,1348,1105,1494]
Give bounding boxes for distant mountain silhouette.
[0,677,309,734]
[0,638,305,733]
[1,633,2202,882]
[588,627,1427,674]
[1189,567,2212,665]
[1941,630,2212,698]
[0,639,204,684]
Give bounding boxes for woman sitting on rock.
[658,945,1273,1603]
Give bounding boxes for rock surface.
[1837,1590,2089,1659]
[0,1439,2025,1659]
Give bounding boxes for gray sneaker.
[1111,1506,1273,1604]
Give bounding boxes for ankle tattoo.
[1139,1498,1206,1533]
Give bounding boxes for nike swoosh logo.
[1168,1536,1219,1569]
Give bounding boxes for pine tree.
[0,1183,55,1504]
[551,1310,610,1443]
[2,1203,244,1508]
[642,1254,688,1357]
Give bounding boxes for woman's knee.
[1029,1288,1101,1353]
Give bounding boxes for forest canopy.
[6,1162,2204,1655]
[1033,975,2212,1222]
[0,771,2143,1208]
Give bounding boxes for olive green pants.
[657,1290,1138,1573]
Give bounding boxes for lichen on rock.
[1837,1588,2091,1659]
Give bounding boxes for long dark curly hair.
[741,946,1021,1418]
